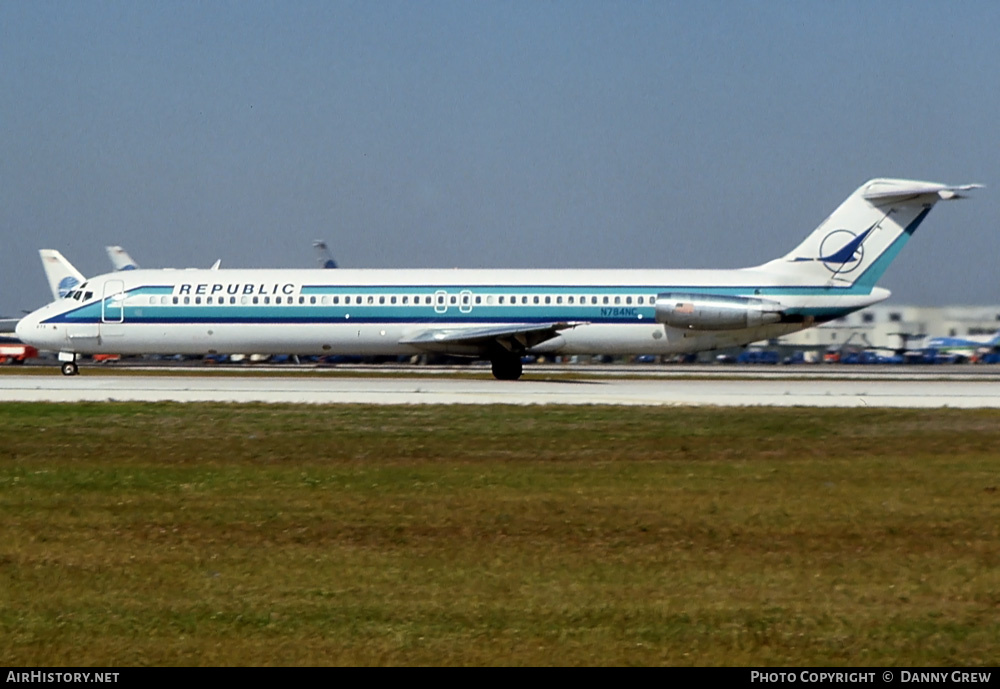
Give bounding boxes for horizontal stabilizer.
[863,180,982,202]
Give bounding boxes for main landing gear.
[490,354,523,381]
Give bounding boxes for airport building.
[775,304,1000,354]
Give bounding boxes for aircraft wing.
[399,321,584,353]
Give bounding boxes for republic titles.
[174,282,298,297]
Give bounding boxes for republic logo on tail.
[792,225,876,274]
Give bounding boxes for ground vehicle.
[0,344,38,364]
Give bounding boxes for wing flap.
[400,322,583,353]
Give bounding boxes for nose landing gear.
[59,353,79,376]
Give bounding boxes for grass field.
[1,403,998,666]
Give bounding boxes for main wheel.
[491,355,523,381]
[60,361,79,376]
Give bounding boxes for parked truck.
[0,344,38,365]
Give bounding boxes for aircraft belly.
[87,322,422,356]
[548,322,806,355]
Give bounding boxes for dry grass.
[1,404,998,666]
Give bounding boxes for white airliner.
[16,178,978,379]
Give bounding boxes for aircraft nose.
[14,314,30,342]
[14,310,44,347]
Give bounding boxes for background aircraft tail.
[757,179,979,288]
[39,250,86,301]
[313,240,338,269]
[106,245,139,271]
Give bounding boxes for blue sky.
[2,1,998,316]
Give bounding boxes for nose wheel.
[60,361,79,376]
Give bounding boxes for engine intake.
[655,292,783,331]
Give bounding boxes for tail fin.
[758,179,980,287]
[313,240,338,269]
[106,245,139,271]
[39,249,87,301]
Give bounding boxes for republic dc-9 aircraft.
[17,178,978,379]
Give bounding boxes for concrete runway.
[2,371,1000,407]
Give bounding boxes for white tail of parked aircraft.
[39,250,87,301]
[18,178,979,378]
[313,240,338,269]
[106,246,139,271]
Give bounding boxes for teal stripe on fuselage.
[43,282,875,326]
[299,284,877,297]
